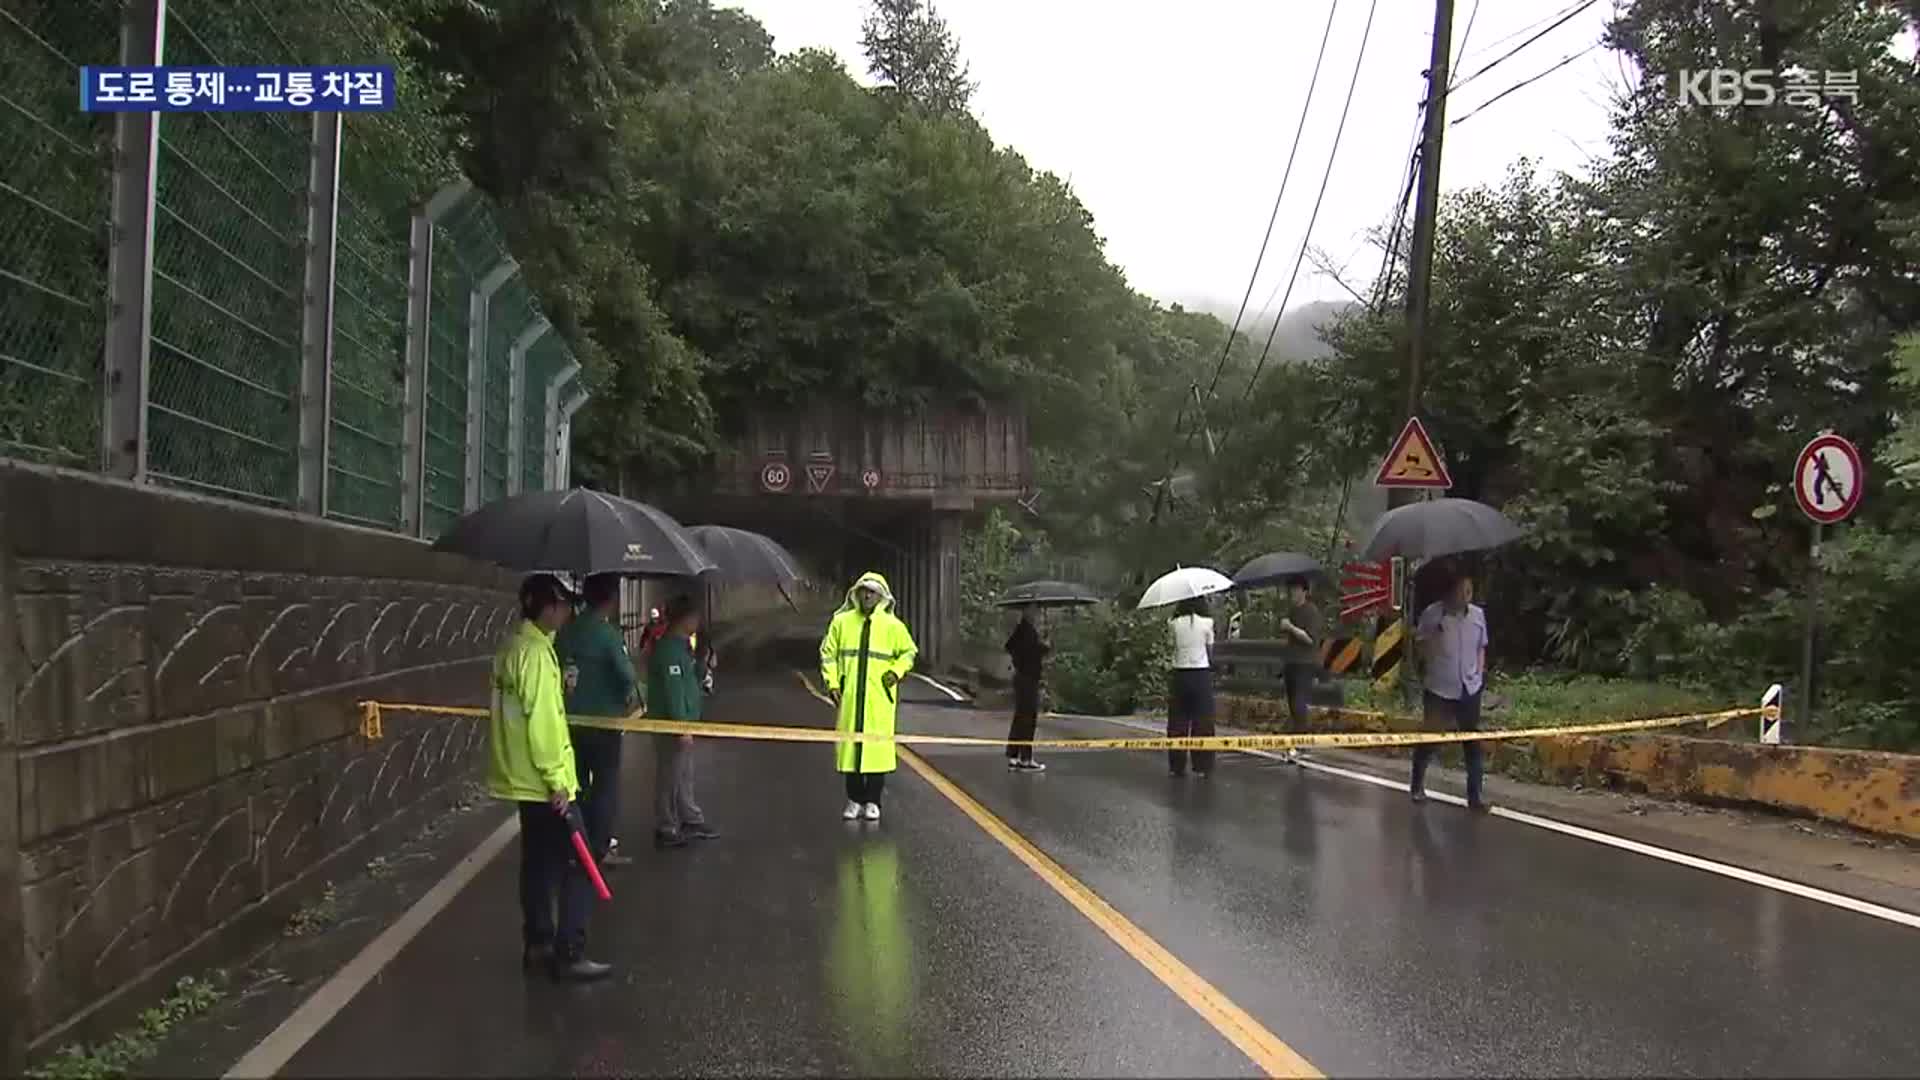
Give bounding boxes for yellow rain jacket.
[487,618,578,802]
[819,572,917,774]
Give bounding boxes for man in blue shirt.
[648,594,719,848]
[1410,565,1491,811]
[555,573,637,866]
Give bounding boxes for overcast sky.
[730,0,1625,317]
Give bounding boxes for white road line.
[224,813,520,1079]
[913,672,967,702]
[1059,712,1920,930]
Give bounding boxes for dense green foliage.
[392,0,1920,742]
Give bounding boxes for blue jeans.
[1410,689,1484,806]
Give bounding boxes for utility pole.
[1390,0,1456,515]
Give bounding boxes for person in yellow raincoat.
[819,572,917,822]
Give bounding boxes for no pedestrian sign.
[1793,432,1863,525]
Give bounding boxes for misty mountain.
[1163,297,1356,363]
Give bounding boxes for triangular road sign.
[805,461,835,493]
[1373,417,1452,489]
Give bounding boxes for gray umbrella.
[1360,497,1523,560]
[995,580,1102,609]
[431,488,717,577]
[686,525,808,589]
[1231,552,1324,591]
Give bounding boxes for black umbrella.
[1360,497,1523,560]
[995,580,1102,609]
[1231,551,1324,590]
[431,488,717,577]
[686,526,808,589]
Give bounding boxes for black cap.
[519,573,577,619]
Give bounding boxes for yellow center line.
[796,668,1317,1076]
[898,747,1320,1078]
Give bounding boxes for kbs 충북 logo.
[1669,68,1859,108]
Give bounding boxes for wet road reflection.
[906,700,1920,1077]
[825,838,914,1074]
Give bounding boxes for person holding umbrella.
[488,574,611,982]
[1004,605,1050,771]
[1276,575,1322,765]
[820,573,918,821]
[1409,563,1491,812]
[648,594,719,848]
[1166,596,1218,778]
[554,573,637,869]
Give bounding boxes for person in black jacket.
[1005,607,1051,772]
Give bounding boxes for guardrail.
[1212,638,1360,705]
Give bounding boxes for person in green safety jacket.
[554,572,637,867]
[487,574,611,983]
[819,572,917,823]
[647,594,719,848]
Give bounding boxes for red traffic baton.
[562,804,613,902]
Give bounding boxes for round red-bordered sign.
[1793,432,1863,525]
[760,460,792,494]
[861,468,881,491]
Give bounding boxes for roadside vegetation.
[329,0,1917,746]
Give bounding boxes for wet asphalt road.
[280,678,1251,1078]
[282,675,1920,1077]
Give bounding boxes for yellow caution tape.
[355,696,1759,753]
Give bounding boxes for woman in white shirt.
[1166,597,1217,777]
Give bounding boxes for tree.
[860,0,976,114]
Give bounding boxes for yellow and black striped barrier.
[1370,614,1404,690]
[1316,637,1365,676]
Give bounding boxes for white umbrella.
[1136,566,1235,610]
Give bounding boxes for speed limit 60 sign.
[760,459,792,494]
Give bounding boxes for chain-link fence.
[0,0,117,468]
[0,0,586,538]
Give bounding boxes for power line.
[1452,42,1599,126]
[1146,0,1344,525]
[1363,96,1425,313]
[1455,0,1589,72]
[1243,0,1390,341]
[1214,0,1384,460]
[1455,0,1484,68]
[1196,0,1344,407]
[1451,0,1597,92]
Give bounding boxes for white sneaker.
[863,802,882,821]
[843,800,861,821]
[1015,759,1047,772]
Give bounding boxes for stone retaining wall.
[0,465,516,1066]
